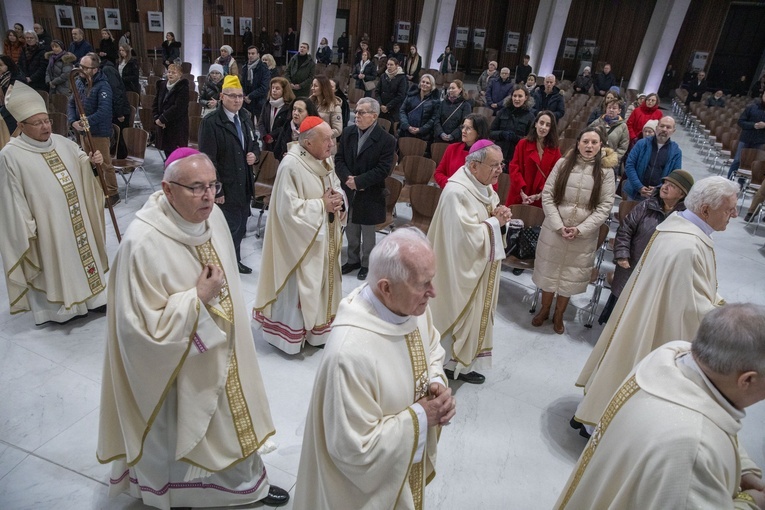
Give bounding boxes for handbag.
[505,219,524,257]
[364,80,376,92]
[516,226,541,260]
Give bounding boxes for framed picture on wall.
[148,11,164,33]
[220,16,234,36]
[104,9,122,30]
[55,5,75,29]
[80,7,99,30]
[239,17,252,36]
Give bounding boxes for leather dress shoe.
[357,266,369,280]
[342,262,361,275]
[744,212,753,222]
[569,416,592,439]
[261,484,290,506]
[104,194,121,208]
[238,262,252,274]
[444,368,485,384]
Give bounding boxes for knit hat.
[4,81,46,122]
[208,64,224,75]
[642,119,659,134]
[51,39,65,50]
[222,75,242,90]
[165,147,201,169]
[220,45,234,55]
[609,86,621,94]
[662,169,694,196]
[299,116,325,133]
[583,66,591,73]
[468,139,496,154]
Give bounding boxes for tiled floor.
[1,105,765,509]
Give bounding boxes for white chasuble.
[253,142,344,353]
[0,133,108,323]
[97,192,275,509]
[293,286,447,510]
[574,213,723,427]
[428,166,504,376]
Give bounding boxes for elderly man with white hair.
[557,303,765,509]
[533,74,565,120]
[293,227,454,510]
[428,140,512,384]
[571,176,738,436]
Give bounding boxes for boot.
[553,296,570,335]
[531,291,554,327]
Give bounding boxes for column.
[527,0,572,77]
[299,0,339,58]
[180,0,204,77]
[419,0,458,70]
[628,0,691,94]
[3,0,34,33]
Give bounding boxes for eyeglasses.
[77,64,98,70]
[169,181,222,197]
[478,161,504,170]
[222,93,245,100]
[21,118,52,127]
[355,110,373,116]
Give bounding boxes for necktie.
[234,114,244,148]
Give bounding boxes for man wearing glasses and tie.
[199,74,260,274]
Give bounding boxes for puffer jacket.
[533,85,565,121]
[532,148,617,297]
[199,78,222,105]
[45,51,76,95]
[490,94,536,162]
[626,103,662,141]
[68,70,113,137]
[18,43,47,91]
[589,116,629,162]
[376,67,408,117]
[486,77,514,109]
[399,87,440,138]
[573,73,592,94]
[434,95,471,141]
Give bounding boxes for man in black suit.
[336,97,396,280]
[199,75,260,274]
[685,70,707,107]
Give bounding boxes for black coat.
[490,102,536,162]
[199,106,259,207]
[354,60,376,90]
[376,71,409,117]
[120,58,140,94]
[533,86,565,121]
[240,59,271,116]
[434,96,472,141]
[257,101,290,151]
[593,71,616,95]
[100,60,131,118]
[199,79,222,104]
[99,38,118,64]
[335,123,396,225]
[153,78,189,153]
[18,44,47,91]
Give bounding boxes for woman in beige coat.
[532,127,617,334]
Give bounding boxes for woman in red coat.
[626,92,662,144]
[506,110,561,207]
[433,113,490,188]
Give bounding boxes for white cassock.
[97,192,276,510]
[557,341,761,510]
[0,133,108,324]
[253,142,345,354]
[293,285,447,510]
[427,166,505,376]
[574,212,723,428]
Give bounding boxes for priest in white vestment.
[428,140,512,384]
[0,81,108,325]
[293,228,456,510]
[572,176,739,435]
[254,117,346,354]
[557,304,765,510]
[97,149,289,509]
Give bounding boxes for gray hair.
[683,176,739,214]
[368,227,432,285]
[545,74,556,81]
[163,153,214,182]
[500,67,510,74]
[24,31,38,43]
[420,74,436,90]
[692,303,765,375]
[356,97,380,115]
[464,144,501,166]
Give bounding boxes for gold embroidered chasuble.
[97,192,275,486]
[293,286,446,510]
[427,166,504,375]
[0,133,108,318]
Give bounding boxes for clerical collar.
[462,166,490,197]
[160,194,206,236]
[20,133,53,149]
[678,352,745,421]
[360,285,409,324]
[679,209,715,237]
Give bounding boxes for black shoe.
[511,268,524,275]
[90,304,107,314]
[569,416,583,430]
[357,266,368,280]
[444,368,485,384]
[238,262,252,274]
[342,262,361,275]
[744,213,753,222]
[261,484,290,506]
[104,194,121,208]
[579,427,592,439]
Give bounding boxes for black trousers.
[219,202,251,262]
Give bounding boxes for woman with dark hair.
[3,31,23,63]
[433,113,490,188]
[310,75,343,145]
[258,76,295,153]
[0,55,24,134]
[490,84,536,163]
[531,127,617,334]
[98,28,118,64]
[435,79,472,143]
[376,57,407,132]
[506,110,561,207]
[161,32,181,67]
[354,49,376,98]
[152,63,189,157]
[316,37,332,65]
[405,45,422,83]
[273,97,319,160]
[45,40,75,96]
[118,43,140,94]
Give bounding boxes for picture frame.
[80,7,99,30]
[239,17,252,37]
[55,5,75,29]
[220,16,234,36]
[148,11,164,33]
[104,8,122,31]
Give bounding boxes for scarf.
[247,59,259,82]
[166,79,179,91]
[218,54,231,66]
[407,54,420,75]
[0,71,11,95]
[24,44,39,59]
[268,97,285,131]
[386,67,399,79]
[47,50,65,73]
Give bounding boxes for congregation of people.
[4,17,765,510]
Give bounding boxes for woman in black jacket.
[490,84,536,164]
[273,97,318,160]
[258,76,295,152]
[354,50,376,97]
[18,32,47,91]
[152,64,189,157]
[399,73,440,144]
[199,64,224,109]
[161,32,181,67]
[435,80,472,143]
[118,43,140,94]
[98,28,118,64]
[376,58,408,133]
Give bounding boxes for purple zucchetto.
[164,147,202,169]
[468,139,496,155]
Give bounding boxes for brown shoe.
[531,290,554,327]
[553,296,570,334]
[104,195,121,208]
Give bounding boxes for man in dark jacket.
[335,98,396,280]
[515,55,532,84]
[18,31,47,91]
[240,45,270,121]
[33,23,51,50]
[684,70,707,107]
[533,74,565,121]
[285,27,298,54]
[486,67,514,112]
[593,63,616,96]
[68,28,93,64]
[68,53,118,206]
[284,42,314,98]
[728,90,765,179]
[199,75,260,274]
[624,117,682,200]
[99,58,132,159]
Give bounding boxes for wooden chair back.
[752,159,765,186]
[188,90,199,103]
[376,117,392,133]
[402,156,436,185]
[430,142,450,166]
[376,176,403,231]
[559,138,577,156]
[472,106,494,121]
[111,123,121,159]
[503,204,545,271]
[254,150,279,198]
[138,108,155,135]
[152,63,166,78]
[50,93,69,114]
[188,102,203,117]
[188,116,202,148]
[618,200,639,224]
[120,128,149,161]
[496,172,511,205]
[37,89,49,105]
[141,94,156,110]
[181,61,192,74]
[49,112,69,137]
[397,137,427,158]
[409,184,442,234]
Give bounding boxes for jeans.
[728,142,765,179]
